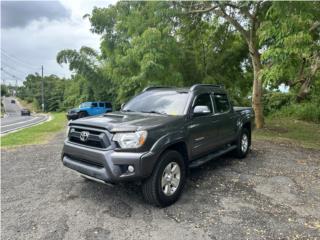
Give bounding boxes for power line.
[1,67,23,82]
[1,65,26,80]
[1,61,30,76]
[1,48,39,70]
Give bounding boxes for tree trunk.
[250,46,264,129]
[297,56,320,102]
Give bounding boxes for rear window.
[105,102,112,108]
[213,94,230,113]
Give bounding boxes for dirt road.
[1,133,320,239]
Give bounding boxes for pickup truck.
[62,84,254,206]
[66,101,112,120]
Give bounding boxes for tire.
[234,128,250,158]
[78,111,88,118]
[142,150,186,207]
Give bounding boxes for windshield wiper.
[141,110,167,115]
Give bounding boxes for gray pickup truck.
[62,84,254,206]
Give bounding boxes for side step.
[189,145,237,168]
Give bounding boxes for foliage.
[1,84,9,97]
[260,1,320,100]
[263,91,293,115]
[17,74,66,112]
[271,102,320,123]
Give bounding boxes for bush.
[263,91,293,115]
[272,102,320,123]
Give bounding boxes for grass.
[253,117,320,150]
[1,112,67,148]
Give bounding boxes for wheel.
[142,150,186,207]
[78,111,88,118]
[234,128,250,158]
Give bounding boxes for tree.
[188,1,272,128]
[260,1,320,102]
[57,46,114,103]
[86,1,251,105]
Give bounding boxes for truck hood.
[69,111,183,132]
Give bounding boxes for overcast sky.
[1,0,116,86]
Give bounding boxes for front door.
[188,93,220,159]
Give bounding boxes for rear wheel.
[142,150,186,207]
[234,128,250,158]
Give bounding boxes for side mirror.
[193,105,210,116]
[120,103,125,110]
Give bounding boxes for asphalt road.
[1,97,48,134]
[1,132,320,240]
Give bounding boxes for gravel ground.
[1,132,320,240]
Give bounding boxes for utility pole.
[41,65,44,112]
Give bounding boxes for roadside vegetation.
[1,113,67,148]
[17,97,39,113]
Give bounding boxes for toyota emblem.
[80,131,90,142]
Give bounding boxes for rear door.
[188,93,221,159]
[98,102,105,114]
[105,102,112,112]
[212,93,237,144]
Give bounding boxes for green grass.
[253,117,320,149]
[1,112,67,148]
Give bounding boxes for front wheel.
[142,150,186,207]
[234,128,250,158]
[78,111,88,118]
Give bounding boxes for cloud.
[2,18,101,79]
[1,0,117,83]
[1,1,70,29]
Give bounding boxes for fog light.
[128,165,134,173]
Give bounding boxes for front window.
[123,90,189,116]
[79,102,91,108]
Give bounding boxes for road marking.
[1,116,41,128]
[0,115,50,135]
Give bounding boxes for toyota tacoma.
[62,84,254,206]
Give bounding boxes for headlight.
[113,131,147,149]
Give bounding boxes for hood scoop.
[103,113,125,118]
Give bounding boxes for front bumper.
[62,140,157,183]
[66,113,79,120]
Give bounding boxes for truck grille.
[68,127,111,149]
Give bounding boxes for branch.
[188,5,218,14]
[224,3,254,20]
[217,6,249,41]
[188,2,249,41]
[309,21,320,32]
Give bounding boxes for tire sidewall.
[155,151,186,206]
[238,128,250,158]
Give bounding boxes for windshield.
[79,102,92,108]
[123,90,189,116]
